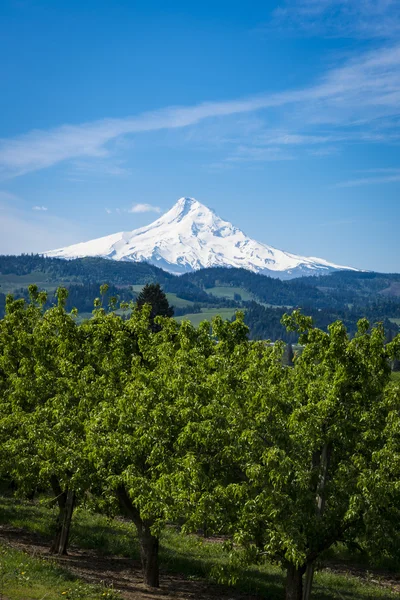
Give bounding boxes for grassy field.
[165,293,195,308]
[207,286,254,301]
[175,308,237,327]
[0,496,397,600]
[0,273,76,295]
[0,541,119,599]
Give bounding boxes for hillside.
[1,254,399,342]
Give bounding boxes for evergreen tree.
[136,283,174,331]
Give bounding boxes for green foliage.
[175,307,236,326]
[172,312,400,598]
[1,285,400,598]
[2,256,400,344]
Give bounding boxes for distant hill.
[0,254,399,342]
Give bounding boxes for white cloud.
[269,0,400,39]
[336,170,400,187]
[225,145,295,164]
[71,159,130,177]
[32,205,48,211]
[0,43,400,176]
[128,203,161,214]
[105,208,112,214]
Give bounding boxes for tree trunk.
[302,562,315,600]
[49,476,75,555]
[301,442,332,599]
[57,489,75,555]
[285,565,305,600]
[117,485,160,588]
[138,524,160,587]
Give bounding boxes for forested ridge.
[1,255,400,341]
[1,285,400,600]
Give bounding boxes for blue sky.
[0,0,400,272]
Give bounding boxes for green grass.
[0,273,75,295]
[391,371,400,381]
[0,542,120,599]
[0,496,397,600]
[207,286,254,301]
[389,318,400,325]
[175,308,237,327]
[165,293,195,308]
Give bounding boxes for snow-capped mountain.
[45,197,356,278]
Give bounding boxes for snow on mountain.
[45,197,357,278]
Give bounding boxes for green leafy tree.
[360,336,400,563]
[0,289,45,497]
[0,287,89,555]
[84,309,243,587]
[176,311,399,600]
[232,312,396,600]
[31,287,88,554]
[85,307,179,586]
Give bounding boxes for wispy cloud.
[1,43,400,177]
[0,189,22,201]
[308,146,339,156]
[318,218,357,226]
[71,159,130,177]
[336,169,400,187]
[128,203,161,214]
[32,205,48,211]
[105,203,162,214]
[269,0,400,39]
[220,145,295,165]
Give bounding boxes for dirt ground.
[1,523,400,599]
[0,523,258,600]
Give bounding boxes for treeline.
[299,269,400,298]
[3,256,400,311]
[244,301,400,342]
[2,256,400,341]
[1,286,400,600]
[183,267,400,309]
[0,254,172,284]
[182,266,329,307]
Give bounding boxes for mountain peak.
[168,197,212,219]
[176,196,199,208]
[45,197,357,278]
